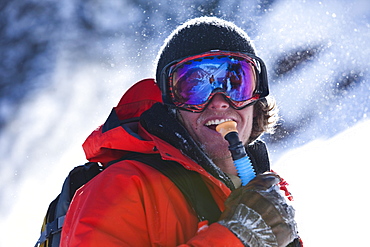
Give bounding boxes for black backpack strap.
[109,153,222,224]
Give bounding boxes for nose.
[207,93,230,110]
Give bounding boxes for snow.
[1,0,369,246]
[273,119,370,246]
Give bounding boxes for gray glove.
[219,172,298,247]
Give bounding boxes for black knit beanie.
[155,17,257,88]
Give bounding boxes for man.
[61,17,300,246]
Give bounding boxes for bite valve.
[216,121,256,186]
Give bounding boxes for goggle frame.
[159,50,269,112]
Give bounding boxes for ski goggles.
[160,50,269,112]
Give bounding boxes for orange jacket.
[60,79,244,246]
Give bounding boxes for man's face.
[179,93,254,163]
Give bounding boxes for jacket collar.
[140,103,271,190]
[140,103,236,189]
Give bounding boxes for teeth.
[205,118,233,126]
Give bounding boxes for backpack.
[35,153,221,247]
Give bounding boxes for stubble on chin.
[198,140,231,161]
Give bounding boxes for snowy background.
[1,0,369,246]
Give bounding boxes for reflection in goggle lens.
[171,55,257,106]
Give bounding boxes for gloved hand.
[218,172,298,247]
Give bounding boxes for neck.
[212,156,238,176]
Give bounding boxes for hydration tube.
[216,121,256,186]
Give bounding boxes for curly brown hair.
[249,96,279,143]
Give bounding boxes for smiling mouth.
[205,118,233,131]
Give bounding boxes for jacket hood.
[82,79,162,163]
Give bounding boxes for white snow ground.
[274,119,370,246]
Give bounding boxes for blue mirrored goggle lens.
[171,56,257,106]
